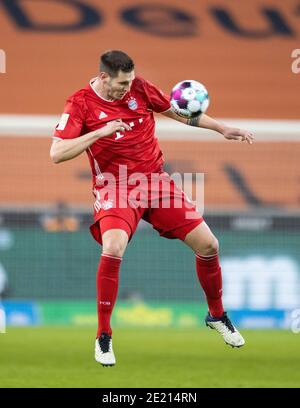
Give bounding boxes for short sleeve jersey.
[53,76,171,186]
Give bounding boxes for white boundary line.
[0,114,300,141]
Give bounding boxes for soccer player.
[50,50,254,367]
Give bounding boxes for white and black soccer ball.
[170,80,209,118]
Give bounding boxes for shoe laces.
[99,333,111,353]
[221,312,235,333]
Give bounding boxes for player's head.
[99,50,135,100]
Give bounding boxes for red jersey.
[53,76,171,186]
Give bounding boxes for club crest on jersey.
[127,97,138,110]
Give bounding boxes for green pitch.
[1,326,299,388]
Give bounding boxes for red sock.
[195,253,224,318]
[96,253,122,338]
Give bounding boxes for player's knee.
[102,239,127,258]
[198,237,219,256]
[206,237,219,255]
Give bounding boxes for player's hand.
[222,127,254,144]
[97,119,131,138]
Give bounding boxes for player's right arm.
[50,95,130,164]
[50,120,129,164]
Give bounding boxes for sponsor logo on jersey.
[127,97,138,110]
[99,111,108,119]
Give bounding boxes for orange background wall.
[0,0,299,118]
[1,137,299,209]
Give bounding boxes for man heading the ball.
[50,50,254,366]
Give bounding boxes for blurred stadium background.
[0,0,300,384]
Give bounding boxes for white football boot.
[95,333,116,366]
[205,311,245,348]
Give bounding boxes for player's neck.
[92,78,114,101]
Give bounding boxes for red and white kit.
[54,76,203,243]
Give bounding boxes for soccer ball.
[170,80,209,118]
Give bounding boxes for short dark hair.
[100,50,134,77]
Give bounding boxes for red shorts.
[90,171,203,245]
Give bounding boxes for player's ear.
[99,72,110,81]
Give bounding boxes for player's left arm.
[161,109,254,144]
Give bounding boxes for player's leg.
[147,171,245,348]
[184,222,223,317]
[93,217,131,366]
[184,222,245,347]
[98,226,129,337]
